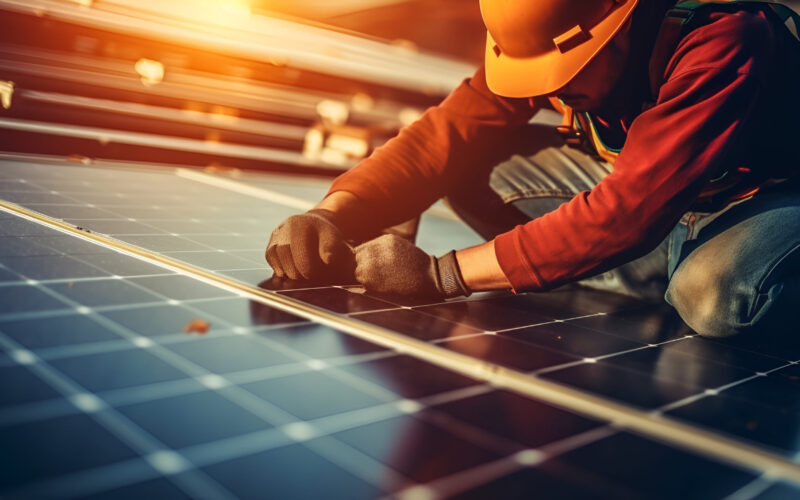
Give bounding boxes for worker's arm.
[268,66,536,283]
[324,65,537,239]
[352,9,780,298]
[352,235,511,300]
[312,191,373,241]
[456,240,512,290]
[493,9,779,293]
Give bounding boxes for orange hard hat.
[480,0,639,97]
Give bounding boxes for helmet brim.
[484,0,638,98]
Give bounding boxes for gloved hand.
[266,209,355,282]
[354,234,470,299]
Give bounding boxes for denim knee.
[666,251,800,339]
[665,186,800,339]
[665,258,739,338]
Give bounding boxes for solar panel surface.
[1,154,799,499]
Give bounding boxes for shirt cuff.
[494,228,546,293]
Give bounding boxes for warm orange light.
[204,131,222,144]
[316,99,349,126]
[209,105,239,123]
[302,124,370,166]
[191,0,252,26]
[398,107,423,127]
[182,102,205,117]
[220,0,250,17]
[134,58,165,86]
[350,93,374,112]
[0,81,14,110]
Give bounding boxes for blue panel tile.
[0,266,22,283]
[278,287,396,314]
[451,467,606,500]
[754,481,800,499]
[433,390,603,449]
[337,355,477,399]
[257,323,385,360]
[667,394,800,456]
[550,432,758,499]
[116,391,269,449]
[25,235,118,255]
[242,371,384,420]
[659,337,786,372]
[47,280,163,307]
[0,314,122,349]
[354,308,482,341]
[100,305,227,338]
[80,478,191,500]
[723,365,800,412]
[543,362,701,409]
[499,321,644,358]
[0,365,61,408]
[161,251,257,271]
[416,296,553,331]
[164,336,294,374]
[0,285,70,315]
[332,415,502,483]
[0,218,62,236]
[0,413,136,492]
[49,348,189,392]
[0,255,107,280]
[223,268,273,285]
[202,444,381,499]
[128,275,230,301]
[602,346,755,389]
[571,308,692,343]
[441,335,578,372]
[0,236,60,257]
[80,253,171,277]
[198,298,305,328]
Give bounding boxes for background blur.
[0,0,487,179]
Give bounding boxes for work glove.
[266,209,355,282]
[354,234,470,300]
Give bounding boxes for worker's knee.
[665,251,747,339]
[667,224,800,340]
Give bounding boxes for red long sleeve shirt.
[329,7,800,292]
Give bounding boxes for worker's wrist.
[313,192,382,242]
[307,208,339,225]
[435,250,471,298]
[454,241,512,291]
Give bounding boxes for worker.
[267,0,800,339]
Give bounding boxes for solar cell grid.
[0,208,671,499]
[1,155,800,498]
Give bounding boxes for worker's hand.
[266,209,355,282]
[354,234,470,299]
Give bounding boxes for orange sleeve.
[496,9,781,291]
[327,65,536,235]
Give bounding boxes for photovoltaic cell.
[0,155,797,498]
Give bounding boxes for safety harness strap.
[556,0,800,175]
[649,1,800,100]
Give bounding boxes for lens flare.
[0,81,14,110]
[134,58,165,87]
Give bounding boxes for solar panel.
[1,154,800,498]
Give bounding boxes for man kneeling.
[267,0,800,339]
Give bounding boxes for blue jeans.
[445,125,800,338]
